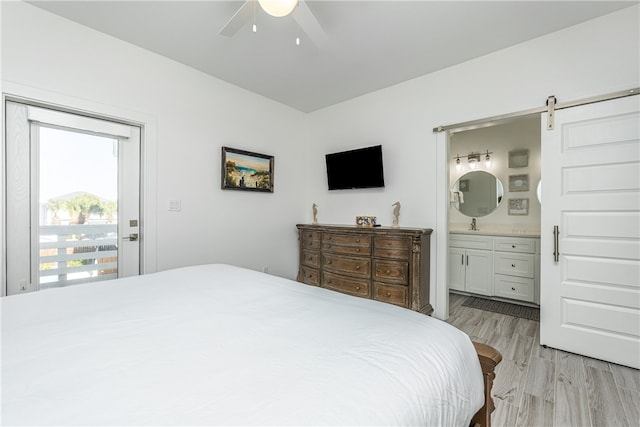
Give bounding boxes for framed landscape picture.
[221,147,274,192]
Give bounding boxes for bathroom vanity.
[449,231,540,305]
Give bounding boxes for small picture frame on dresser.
[508,198,529,215]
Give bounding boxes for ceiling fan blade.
[219,0,254,37]
[292,1,328,48]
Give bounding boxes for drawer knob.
[308,256,313,261]
[511,264,516,268]
[511,287,516,291]
[356,239,360,243]
[356,286,360,291]
[385,292,391,297]
[356,248,361,252]
[512,245,516,248]
[386,270,391,274]
[388,241,392,245]
[327,260,332,264]
[327,236,332,240]
[355,265,361,270]
[308,274,313,278]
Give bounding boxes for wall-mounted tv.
[326,145,385,190]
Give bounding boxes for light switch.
[169,200,181,211]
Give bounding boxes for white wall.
[307,5,639,317]
[1,1,309,285]
[2,2,639,313]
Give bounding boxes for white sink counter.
[449,223,540,238]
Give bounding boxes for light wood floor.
[446,293,640,427]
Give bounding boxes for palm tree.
[65,193,104,224]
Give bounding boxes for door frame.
[1,82,158,296]
[433,87,639,320]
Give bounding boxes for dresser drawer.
[494,253,535,278]
[323,254,371,278]
[373,260,409,285]
[494,275,534,302]
[322,271,370,297]
[301,250,320,268]
[373,237,410,260]
[373,282,408,308]
[324,233,371,246]
[449,234,493,250]
[299,266,319,286]
[301,230,321,242]
[374,237,409,249]
[494,237,536,254]
[302,238,321,250]
[321,242,371,256]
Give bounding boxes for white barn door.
[540,95,640,368]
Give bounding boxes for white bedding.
[1,264,484,426]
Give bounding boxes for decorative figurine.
[392,201,401,228]
[312,203,319,225]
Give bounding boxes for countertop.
[449,224,540,238]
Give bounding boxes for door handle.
[123,233,138,242]
[553,226,559,263]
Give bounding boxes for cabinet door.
[465,249,493,296]
[448,248,466,291]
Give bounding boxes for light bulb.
[258,0,298,17]
[296,36,300,45]
[253,23,257,33]
[455,157,462,171]
[484,153,491,168]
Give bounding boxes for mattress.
[1,264,484,426]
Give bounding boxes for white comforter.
[1,264,483,426]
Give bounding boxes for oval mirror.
[452,170,504,217]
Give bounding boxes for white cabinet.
[448,235,493,296]
[493,237,539,303]
[449,233,540,305]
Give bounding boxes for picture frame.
[459,179,470,192]
[508,149,529,168]
[221,147,274,192]
[508,198,529,215]
[509,174,530,192]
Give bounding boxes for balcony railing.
[39,224,118,289]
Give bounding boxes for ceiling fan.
[219,0,327,48]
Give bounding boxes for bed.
[1,264,500,426]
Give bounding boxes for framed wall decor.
[221,147,274,192]
[508,198,529,215]
[508,149,529,168]
[459,179,470,192]
[509,174,529,192]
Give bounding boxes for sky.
[39,127,118,203]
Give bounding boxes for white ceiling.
[29,1,637,112]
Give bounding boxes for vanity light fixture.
[467,153,480,169]
[452,150,493,171]
[484,150,492,168]
[455,155,462,171]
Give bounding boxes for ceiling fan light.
[258,0,298,17]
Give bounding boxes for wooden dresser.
[296,224,433,315]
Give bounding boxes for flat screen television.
[325,145,385,190]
